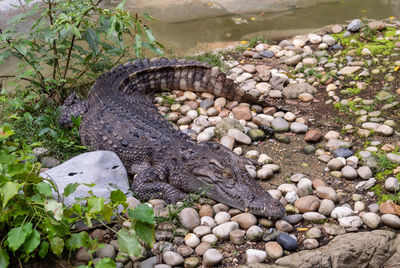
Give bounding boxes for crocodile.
[59,58,285,218]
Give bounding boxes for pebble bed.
[49,18,400,267]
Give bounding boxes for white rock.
[308,34,322,44]
[179,208,200,231]
[258,154,273,164]
[40,151,129,207]
[297,178,312,189]
[245,150,260,159]
[162,251,184,266]
[257,167,274,180]
[357,166,372,179]
[214,212,231,225]
[302,212,326,221]
[354,201,365,212]
[246,249,267,263]
[203,249,223,267]
[356,178,376,191]
[202,234,218,244]
[322,35,336,46]
[339,216,363,228]
[361,212,381,229]
[278,184,298,194]
[193,226,212,237]
[212,222,239,240]
[197,132,212,142]
[318,199,335,216]
[331,206,353,219]
[385,177,400,192]
[201,216,217,229]
[285,191,298,204]
[381,214,400,229]
[184,233,200,248]
[268,189,282,200]
[228,129,251,145]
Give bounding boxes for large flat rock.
[275,230,400,268]
[40,151,129,206]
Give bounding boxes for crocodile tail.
[89,58,264,105]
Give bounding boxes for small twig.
[0,75,36,83]
[70,220,119,233]
[47,0,59,80]
[62,0,104,80]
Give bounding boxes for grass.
[187,51,228,71]
[1,88,86,160]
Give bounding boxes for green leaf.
[128,203,154,225]
[45,200,64,221]
[66,232,90,250]
[117,229,141,257]
[50,237,64,257]
[95,257,117,268]
[37,182,53,197]
[63,183,80,197]
[101,204,113,222]
[0,248,9,268]
[86,28,99,55]
[7,225,29,251]
[38,241,49,259]
[110,190,126,203]
[0,182,20,208]
[38,127,51,136]
[135,221,154,247]
[134,35,142,57]
[144,27,156,43]
[142,13,154,20]
[116,0,127,10]
[23,229,40,255]
[88,197,104,213]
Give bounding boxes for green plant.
[0,124,155,267]
[0,0,163,100]
[1,89,86,160]
[187,51,227,71]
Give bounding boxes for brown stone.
[367,21,386,31]
[263,106,277,115]
[185,100,199,109]
[304,129,323,143]
[379,201,400,216]
[231,213,257,229]
[256,65,271,81]
[218,109,230,118]
[316,186,338,203]
[232,105,252,120]
[241,64,256,73]
[265,241,284,259]
[243,50,256,57]
[331,25,343,34]
[298,92,314,102]
[312,179,326,189]
[229,229,246,245]
[194,242,211,256]
[381,144,395,152]
[396,88,400,95]
[339,66,361,75]
[199,205,214,217]
[294,196,321,213]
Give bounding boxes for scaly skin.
[59,58,285,218]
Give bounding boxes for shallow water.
[0,0,399,78]
[134,0,400,54]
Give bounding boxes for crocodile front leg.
[131,168,188,203]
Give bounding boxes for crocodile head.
[186,142,285,219]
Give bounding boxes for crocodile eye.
[223,169,232,178]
